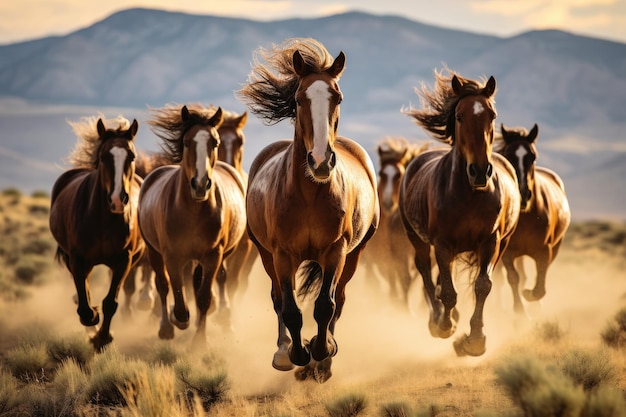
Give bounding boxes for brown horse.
[237,38,379,382]
[138,104,247,348]
[49,115,144,350]
[361,137,430,307]
[400,70,520,356]
[494,123,571,316]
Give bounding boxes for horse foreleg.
[502,254,526,316]
[92,254,132,351]
[433,246,458,339]
[454,238,499,357]
[121,264,138,319]
[192,251,223,350]
[149,247,174,339]
[523,249,550,302]
[165,258,190,331]
[69,257,99,328]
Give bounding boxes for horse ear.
[181,105,190,121]
[501,123,512,143]
[128,119,139,139]
[327,51,346,78]
[451,75,463,95]
[209,107,224,127]
[483,76,496,98]
[97,118,106,137]
[236,111,248,129]
[528,123,539,143]
[293,50,310,77]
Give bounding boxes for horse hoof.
[313,358,333,384]
[522,289,545,302]
[169,309,190,330]
[90,332,113,352]
[309,335,338,361]
[158,323,175,340]
[79,309,100,327]
[272,347,295,371]
[453,334,486,357]
[288,341,311,367]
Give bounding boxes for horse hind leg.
[69,257,99,328]
[523,250,550,302]
[136,258,156,311]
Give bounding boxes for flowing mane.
[66,115,132,169]
[147,104,222,164]
[403,69,496,144]
[237,38,338,125]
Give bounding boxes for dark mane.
[66,115,133,169]
[402,69,495,144]
[147,104,221,164]
[236,38,336,125]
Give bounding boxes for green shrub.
[22,237,53,255]
[581,385,626,417]
[51,358,90,414]
[148,341,181,366]
[121,366,181,417]
[31,190,50,199]
[174,356,229,412]
[14,254,49,284]
[559,348,617,391]
[601,307,626,349]
[47,332,94,367]
[534,320,566,343]
[325,393,368,417]
[380,401,412,417]
[2,187,22,198]
[0,366,22,415]
[5,343,50,382]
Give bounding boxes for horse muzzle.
[307,151,336,181]
[190,176,211,200]
[467,162,493,190]
[108,191,129,213]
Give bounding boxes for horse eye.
[337,94,343,105]
[456,115,462,122]
[295,98,301,106]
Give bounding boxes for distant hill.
[0,8,624,219]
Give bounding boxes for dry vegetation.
[1,188,626,416]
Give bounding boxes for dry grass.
[1,189,626,416]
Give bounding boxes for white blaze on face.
[193,130,210,180]
[473,101,485,115]
[110,146,128,200]
[515,145,528,183]
[306,80,332,167]
[381,164,396,206]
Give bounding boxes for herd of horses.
[48,38,571,383]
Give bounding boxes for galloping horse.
[237,38,379,382]
[138,104,247,348]
[49,115,144,350]
[400,70,520,356]
[361,137,429,307]
[494,123,571,316]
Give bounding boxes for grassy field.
[1,188,625,416]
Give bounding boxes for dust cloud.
[2,249,625,397]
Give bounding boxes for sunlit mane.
[66,115,131,169]
[402,68,495,144]
[237,38,336,125]
[148,104,221,164]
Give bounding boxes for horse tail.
[297,261,322,299]
[54,246,69,268]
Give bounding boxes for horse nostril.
[329,151,336,168]
[205,178,212,190]
[190,177,198,190]
[468,163,477,177]
[486,163,493,178]
[121,192,129,205]
[307,152,315,168]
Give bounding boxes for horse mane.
[147,104,222,164]
[237,38,337,125]
[402,68,495,144]
[66,115,132,169]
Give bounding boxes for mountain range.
[0,8,624,219]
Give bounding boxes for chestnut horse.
[49,115,144,350]
[400,70,520,356]
[237,38,379,382]
[138,105,247,348]
[361,137,429,307]
[494,123,571,316]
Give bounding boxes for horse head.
[217,111,247,175]
[96,118,138,214]
[293,49,345,182]
[501,123,539,211]
[181,105,223,201]
[377,138,413,214]
[452,75,497,190]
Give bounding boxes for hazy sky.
[1,0,626,45]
